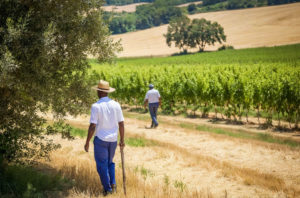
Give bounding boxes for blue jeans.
[149,102,159,126]
[94,136,117,192]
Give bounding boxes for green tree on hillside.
[0,0,121,164]
[187,3,197,14]
[165,16,226,52]
[189,18,226,52]
[164,16,191,53]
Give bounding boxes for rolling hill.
[111,2,300,57]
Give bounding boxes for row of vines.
[96,64,299,128]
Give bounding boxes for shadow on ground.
[0,162,74,198]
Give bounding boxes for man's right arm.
[118,121,125,148]
[84,123,96,152]
[144,91,149,109]
[144,99,148,109]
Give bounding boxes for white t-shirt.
[90,97,124,142]
[144,89,160,104]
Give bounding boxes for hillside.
[102,1,202,12]
[102,2,149,12]
[111,2,300,57]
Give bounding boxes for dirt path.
[124,110,300,140]
[56,112,300,197]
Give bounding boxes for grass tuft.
[125,136,158,147]
[180,122,300,148]
[70,127,86,138]
[69,125,157,148]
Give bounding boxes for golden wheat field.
[101,1,202,13]
[102,2,149,13]
[111,2,300,57]
[42,110,300,198]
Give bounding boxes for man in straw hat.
[144,84,161,128]
[84,80,125,196]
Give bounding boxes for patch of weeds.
[257,133,300,148]
[136,115,149,121]
[164,175,170,187]
[179,123,195,130]
[135,166,154,180]
[123,112,149,121]
[125,136,157,147]
[70,127,86,138]
[173,180,186,192]
[140,166,154,178]
[193,123,300,148]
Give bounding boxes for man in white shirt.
[84,80,125,196]
[144,84,162,128]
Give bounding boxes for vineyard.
[90,44,300,128]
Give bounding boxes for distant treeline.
[105,0,198,6]
[106,0,300,6]
[105,0,300,34]
[105,0,193,34]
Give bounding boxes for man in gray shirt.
[144,84,162,128]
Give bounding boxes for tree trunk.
[295,110,299,129]
[257,106,260,125]
[277,112,281,127]
[214,105,217,119]
[238,105,242,121]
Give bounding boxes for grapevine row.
[96,64,299,128]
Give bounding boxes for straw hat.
[93,80,115,93]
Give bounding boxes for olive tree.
[189,18,226,52]
[0,0,121,164]
[164,15,191,53]
[165,16,226,53]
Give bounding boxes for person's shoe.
[102,190,113,196]
[154,123,159,128]
[111,184,117,193]
[151,121,154,128]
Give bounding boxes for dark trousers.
[149,102,159,126]
[94,136,117,192]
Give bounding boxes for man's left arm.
[84,123,96,152]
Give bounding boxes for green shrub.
[218,45,235,51]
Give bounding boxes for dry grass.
[46,144,217,198]
[124,111,300,152]
[44,132,299,198]
[124,133,300,197]
[112,3,300,57]
[46,114,300,197]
